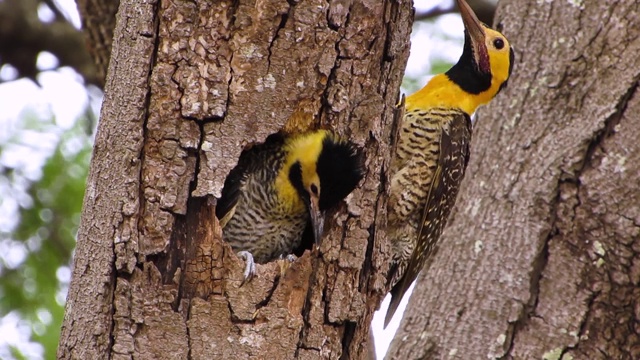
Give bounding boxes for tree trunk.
[76,0,120,87]
[57,0,412,359]
[388,1,640,359]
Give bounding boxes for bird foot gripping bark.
[238,252,297,285]
[280,254,297,262]
[237,251,256,285]
[277,253,297,277]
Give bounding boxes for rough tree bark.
[388,1,640,359]
[76,0,120,87]
[57,0,412,359]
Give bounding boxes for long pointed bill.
[456,0,490,72]
[309,197,325,246]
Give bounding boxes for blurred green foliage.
[0,110,92,359]
[401,20,459,95]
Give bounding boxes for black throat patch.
[445,31,492,95]
[315,137,364,211]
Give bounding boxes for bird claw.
[277,253,297,276]
[279,253,297,263]
[237,251,256,285]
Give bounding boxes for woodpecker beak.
[456,0,490,73]
[309,196,324,246]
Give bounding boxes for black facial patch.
[445,30,492,95]
[288,161,309,205]
[315,138,364,211]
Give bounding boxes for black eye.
[493,38,505,50]
[310,184,319,195]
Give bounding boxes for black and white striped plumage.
[217,130,364,278]
[386,108,471,326]
[384,0,514,327]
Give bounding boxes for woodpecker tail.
[384,271,410,328]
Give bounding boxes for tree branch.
[414,0,496,26]
[0,0,99,85]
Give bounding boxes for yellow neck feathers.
[275,130,327,210]
[405,72,501,115]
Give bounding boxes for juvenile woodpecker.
[217,130,364,280]
[384,0,514,327]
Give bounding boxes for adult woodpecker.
[384,0,514,327]
[217,130,364,281]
